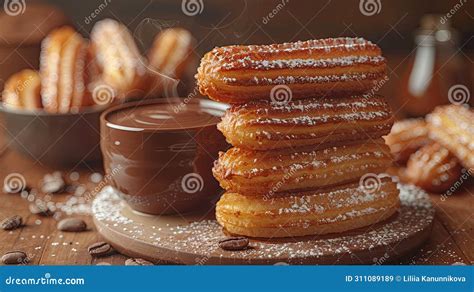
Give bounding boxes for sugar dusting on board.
[92,183,434,264]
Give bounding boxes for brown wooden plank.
[12,213,58,265]
[429,183,474,264]
[402,217,469,265]
[39,215,90,265]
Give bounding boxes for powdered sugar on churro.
[221,73,383,85]
[214,38,380,60]
[222,56,385,71]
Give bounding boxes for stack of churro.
[197,38,400,238]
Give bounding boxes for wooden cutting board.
[92,183,434,265]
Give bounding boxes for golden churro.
[216,178,399,237]
[427,105,474,169]
[213,139,392,195]
[219,94,393,150]
[197,37,387,103]
[90,19,149,98]
[40,26,91,113]
[406,143,463,193]
[385,119,431,164]
[2,69,41,110]
[148,28,196,79]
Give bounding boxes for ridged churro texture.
[40,26,93,113]
[90,19,149,97]
[427,105,474,169]
[148,28,196,79]
[385,119,431,165]
[406,143,462,193]
[216,178,400,238]
[213,139,392,196]
[219,94,393,150]
[196,37,387,103]
[2,69,42,110]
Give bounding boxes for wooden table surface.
[0,126,473,266]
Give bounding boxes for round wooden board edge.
[93,209,434,265]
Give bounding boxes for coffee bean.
[125,258,153,266]
[29,203,54,217]
[1,251,28,265]
[88,242,113,257]
[57,218,87,232]
[41,172,65,194]
[218,237,249,251]
[1,215,22,230]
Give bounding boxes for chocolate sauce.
[100,98,228,215]
[106,103,222,130]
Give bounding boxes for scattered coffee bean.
[41,172,65,194]
[1,251,28,265]
[88,242,113,257]
[125,258,153,266]
[218,237,249,251]
[57,218,87,232]
[29,202,54,217]
[1,215,22,230]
